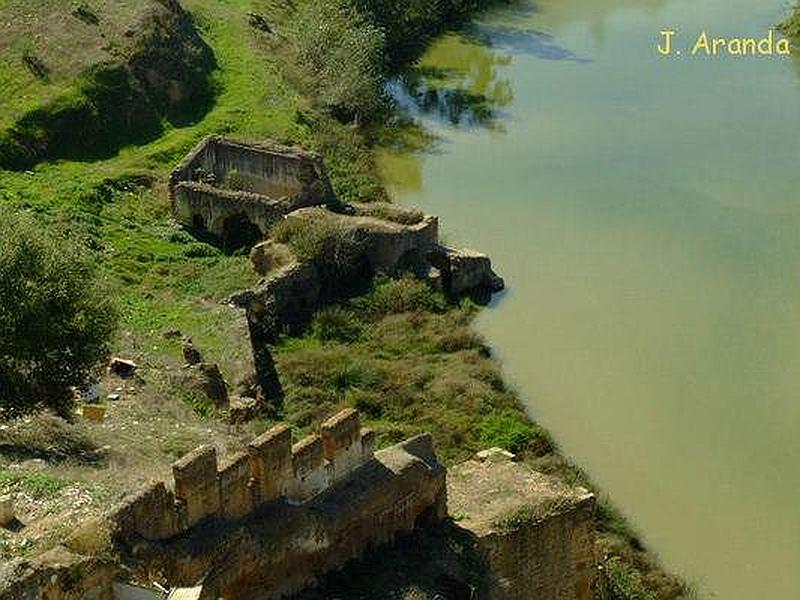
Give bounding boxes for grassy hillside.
[0,0,216,169]
[0,0,151,129]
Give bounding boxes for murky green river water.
[378,0,800,597]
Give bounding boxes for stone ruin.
[0,138,598,599]
[235,201,505,406]
[0,409,447,599]
[170,136,504,307]
[169,136,334,250]
[448,452,596,600]
[170,137,505,408]
[0,410,599,600]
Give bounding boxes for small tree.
[291,0,387,122]
[0,214,117,419]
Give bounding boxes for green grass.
[0,0,150,129]
[605,557,658,600]
[0,0,303,362]
[492,498,574,533]
[0,471,70,500]
[273,278,545,464]
[0,0,381,353]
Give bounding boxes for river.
[377,0,800,597]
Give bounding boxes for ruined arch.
[192,214,207,232]
[394,248,426,276]
[221,213,263,252]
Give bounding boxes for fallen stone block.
[0,495,15,527]
[227,396,259,424]
[182,337,203,366]
[179,363,229,408]
[109,357,138,378]
[250,240,294,276]
[429,246,504,298]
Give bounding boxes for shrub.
[352,0,489,67]
[478,411,550,455]
[0,215,117,418]
[492,497,573,532]
[604,557,658,600]
[354,203,424,225]
[183,242,220,258]
[353,276,446,317]
[780,10,800,38]
[272,217,363,289]
[222,169,248,191]
[312,307,363,343]
[436,326,484,352]
[290,0,386,121]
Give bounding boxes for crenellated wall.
[248,423,293,504]
[0,412,599,600]
[50,408,446,599]
[101,409,383,544]
[173,445,220,529]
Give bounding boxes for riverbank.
[0,0,684,597]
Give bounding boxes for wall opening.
[222,214,263,253]
[395,249,426,276]
[192,214,207,232]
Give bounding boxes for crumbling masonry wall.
[169,136,334,246]
[480,499,596,600]
[40,409,445,599]
[103,409,383,543]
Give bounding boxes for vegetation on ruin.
[274,277,552,464]
[0,0,685,597]
[492,498,573,533]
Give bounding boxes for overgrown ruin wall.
[237,204,503,351]
[169,136,334,246]
[172,183,298,243]
[448,456,597,600]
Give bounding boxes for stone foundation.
[448,455,597,600]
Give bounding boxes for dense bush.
[354,276,447,317]
[272,217,364,291]
[312,306,363,343]
[290,0,387,121]
[604,557,658,600]
[780,10,800,38]
[0,215,117,418]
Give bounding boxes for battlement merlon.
[248,424,292,504]
[218,451,252,520]
[288,434,327,503]
[361,427,376,462]
[322,408,365,482]
[172,445,220,528]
